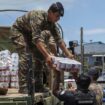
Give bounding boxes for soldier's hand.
[46,55,51,65]
[67,53,74,59]
[46,55,57,68]
[46,55,55,67]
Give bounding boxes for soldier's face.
[48,11,60,23]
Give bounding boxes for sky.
[0,0,105,47]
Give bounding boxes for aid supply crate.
[52,57,81,72]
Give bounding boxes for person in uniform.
[53,70,96,105]
[10,2,74,93]
[88,69,103,105]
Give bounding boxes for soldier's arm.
[35,40,52,66]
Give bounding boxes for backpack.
[75,90,96,105]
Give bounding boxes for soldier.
[10,2,74,94]
[88,69,103,105]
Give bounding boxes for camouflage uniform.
[10,10,62,93]
[89,83,103,105]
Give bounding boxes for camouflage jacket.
[89,82,103,105]
[12,10,62,46]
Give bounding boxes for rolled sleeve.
[31,24,44,44]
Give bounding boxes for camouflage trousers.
[18,50,47,93]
